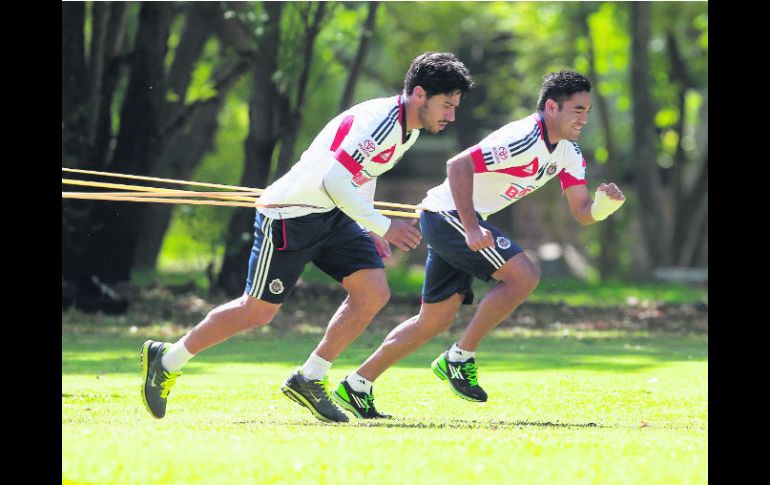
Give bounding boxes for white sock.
[161,340,194,372]
[447,343,475,362]
[346,372,373,394]
[301,352,332,381]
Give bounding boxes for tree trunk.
[665,30,708,267]
[79,3,174,288]
[273,2,328,179]
[630,2,670,270]
[132,2,220,271]
[577,4,622,281]
[338,2,379,111]
[90,2,130,170]
[61,2,87,166]
[217,2,285,295]
[62,2,132,310]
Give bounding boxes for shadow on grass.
[231,417,603,430]
[62,328,708,377]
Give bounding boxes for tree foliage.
[62,1,708,311]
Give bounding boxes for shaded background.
[62,1,708,312]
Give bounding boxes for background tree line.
[62,1,708,312]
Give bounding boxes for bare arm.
[447,151,495,250]
[564,183,625,225]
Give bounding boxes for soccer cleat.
[140,340,182,418]
[431,351,488,402]
[281,368,349,423]
[332,379,392,419]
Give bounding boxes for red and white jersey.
[259,94,420,236]
[421,112,587,218]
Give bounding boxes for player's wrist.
[590,190,624,221]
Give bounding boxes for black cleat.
[332,379,392,419]
[431,351,488,402]
[281,368,349,423]
[140,340,182,418]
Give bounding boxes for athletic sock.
[346,372,373,394]
[161,340,194,372]
[447,342,475,363]
[301,352,332,381]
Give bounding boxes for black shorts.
[244,208,384,303]
[420,210,523,305]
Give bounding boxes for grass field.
[62,325,707,484]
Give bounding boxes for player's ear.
[413,85,426,102]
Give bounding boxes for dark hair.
[536,71,592,111]
[403,52,474,98]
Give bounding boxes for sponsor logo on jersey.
[522,160,536,174]
[496,237,511,250]
[500,184,533,202]
[269,279,285,295]
[357,139,377,155]
[371,145,396,164]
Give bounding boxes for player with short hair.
[331,71,625,417]
[140,52,474,423]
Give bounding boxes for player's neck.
[403,94,420,132]
[538,111,561,151]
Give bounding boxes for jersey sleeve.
[558,142,587,190]
[322,162,391,236]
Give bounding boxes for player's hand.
[383,218,422,251]
[369,232,392,260]
[597,182,625,201]
[591,182,626,221]
[465,226,495,251]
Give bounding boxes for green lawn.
[62,327,707,484]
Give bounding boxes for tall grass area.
[62,326,707,484]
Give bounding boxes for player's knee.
[523,263,541,294]
[498,254,540,296]
[368,282,391,311]
[239,296,279,329]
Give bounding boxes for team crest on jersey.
[496,237,511,250]
[371,145,396,164]
[495,146,509,162]
[546,164,557,176]
[269,279,285,295]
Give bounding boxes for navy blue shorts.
[244,208,384,304]
[420,210,523,305]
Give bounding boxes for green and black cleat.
[281,368,349,423]
[332,379,392,419]
[140,340,182,418]
[431,351,487,402]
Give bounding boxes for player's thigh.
[492,251,541,291]
[315,214,386,287]
[422,210,522,283]
[245,212,318,303]
[421,245,475,305]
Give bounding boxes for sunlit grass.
[63,327,707,484]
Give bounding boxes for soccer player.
[140,52,474,423]
[331,71,625,418]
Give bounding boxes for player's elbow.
[447,154,473,178]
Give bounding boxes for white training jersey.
[258,94,420,236]
[421,112,586,218]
